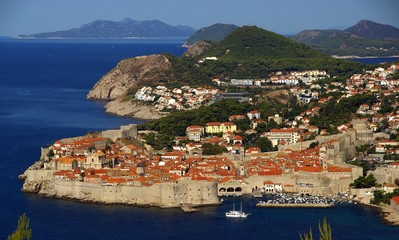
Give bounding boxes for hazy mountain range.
[18,18,196,39]
[185,20,399,57]
[16,18,399,57]
[290,20,399,56]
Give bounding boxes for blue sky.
[0,0,398,36]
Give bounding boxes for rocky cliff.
[87,54,172,100]
[182,41,213,58]
[104,99,166,120]
[86,54,174,119]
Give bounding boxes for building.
[263,128,300,147]
[247,110,261,120]
[84,150,107,169]
[211,92,251,103]
[268,114,283,125]
[230,79,254,86]
[186,126,205,141]
[205,122,237,134]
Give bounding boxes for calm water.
[0,39,398,240]
[350,57,399,65]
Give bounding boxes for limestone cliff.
[182,41,213,58]
[87,54,172,100]
[104,99,166,120]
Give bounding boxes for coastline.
[360,202,399,226]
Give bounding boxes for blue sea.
[0,39,398,240]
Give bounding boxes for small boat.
[225,203,250,218]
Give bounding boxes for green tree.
[299,217,333,240]
[350,174,377,188]
[233,118,251,131]
[7,214,32,240]
[395,178,399,187]
[202,143,228,155]
[87,146,96,153]
[318,217,333,240]
[47,149,54,158]
[104,144,112,151]
[253,137,273,152]
[370,190,385,205]
[309,142,319,149]
[300,227,313,240]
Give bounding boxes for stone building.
[205,122,237,134]
[352,119,374,144]
[263,128,300,147]
[101,124,138,142]
[186,125,204,141]
[84,150,107,169]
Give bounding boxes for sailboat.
[225,202,250,218]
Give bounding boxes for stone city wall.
[23,170,219,207]
[101,124,138,142]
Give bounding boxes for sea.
[0,39,398,240]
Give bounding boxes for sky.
[0,0,398,37]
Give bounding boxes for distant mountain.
[184,23,239,46]
[291,20,399,56]
[204,26,325,60]
[18,18,196,39]
[326,25,351,31]
[346,19,399,40]
[184,26,366,81]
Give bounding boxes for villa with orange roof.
[247,110,261,120]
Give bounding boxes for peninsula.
[20,26,399,221]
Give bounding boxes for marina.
[256,193,355,208]
[257,202,332,208]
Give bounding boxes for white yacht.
[225,203,250,218]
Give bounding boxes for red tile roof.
[327,166,351,173]
[391,196,399,205]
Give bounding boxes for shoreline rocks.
[361,202,399,226]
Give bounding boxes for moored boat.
[225,203,250,218]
